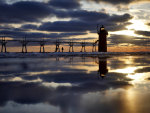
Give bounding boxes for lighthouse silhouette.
[97,25,108,52]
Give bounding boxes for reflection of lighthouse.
[98,58,108,78]
[97,25,108,52]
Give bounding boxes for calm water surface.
[0,55,150,113]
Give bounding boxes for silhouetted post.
[69,41,74,52]
[40,40,45,53]
[62,47,64,52]
[97,25,108,52]
[92,41,96,52]
[81,42,86,52]
[98,58,108,79]
[1,37,7,53]
[21,37,28,53]
[55,40,60,52]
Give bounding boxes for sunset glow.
[0,0,150,52]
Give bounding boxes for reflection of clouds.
[0,77,132,113]
[135,67,150,73]
[1,56,150,113]
[112,67,137,74]
[109,56,150,85]
[81,90,135,113]
[146,77,150,81]
[0,102,60,113]
[42,82,72,88]
[127,73,144,84]
[109,56,135,70]
[25,70,57,76]
[133,56,150,66]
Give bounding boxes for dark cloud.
[88,0,150,5]
[0,29,86,39]
[39,11,133,32]
[107,22,132,31]
[108,13,133,22]
[0,0,133,40]
[54,10,132,23]
[39,20,94,32]
[90,0,133,4]
[0,0,133,42]
[0,25,14,30]
[21,24,38,30]
[109,35,135,45]
[55,10,109,21]
[0,0,5,4]
[135,30,150,37]
[38,10,111,32]
[48,0,80,9]
[109,35,150,46]
[0,1,52,23]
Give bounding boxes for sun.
[127,19,148,31]
[110,19,149,37]
[111,30,137,37]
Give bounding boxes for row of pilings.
[0,37,97,53]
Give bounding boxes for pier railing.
[0,37,98,53]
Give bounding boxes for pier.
[0,25,108,53]
[0,37,98,53]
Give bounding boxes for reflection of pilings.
[92,42,96,52]
[1,37,7,53]
[40,40,46,53]
[56,57,59,61]
[68,41,74,52]
[55,40,60,52]
[21,37,28,53]
[82,56,85,63]
[80,42,86,52]
[69,57,73,64]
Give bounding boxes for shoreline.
[0,52,150,58]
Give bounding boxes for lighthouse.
[97,25,108,52]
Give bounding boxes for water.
[0,55,150,113]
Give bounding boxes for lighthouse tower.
[97,25,108,52]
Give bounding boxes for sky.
[1,0,150,52]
